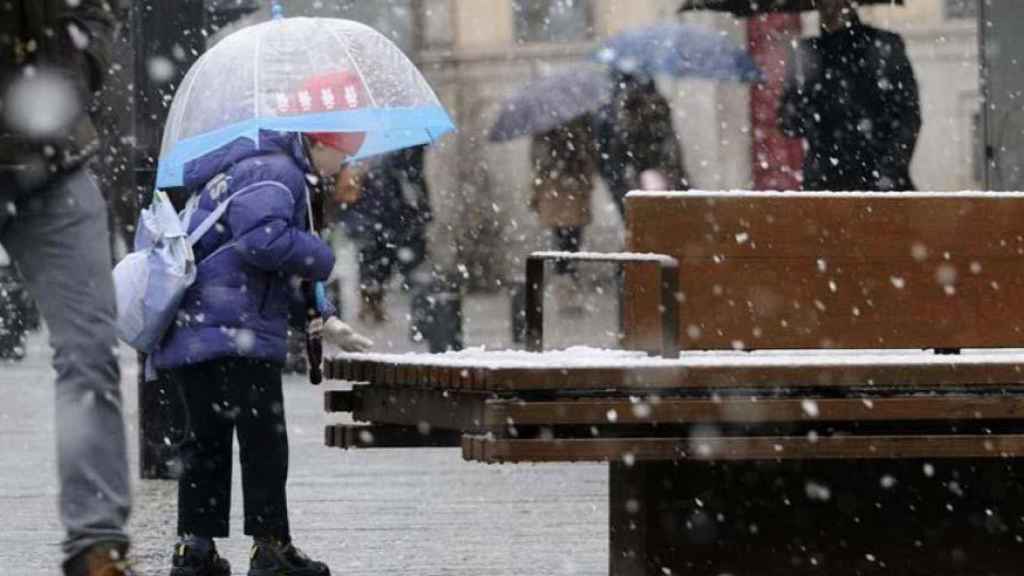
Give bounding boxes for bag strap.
[181,172,235,246]
[182,177,293,248]
[187,195,234,246]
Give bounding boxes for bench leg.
[611,459,1024,576]
[610,461,648,576]
[611,461,691,576]
[612,460,727,576]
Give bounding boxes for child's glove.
[323,317,373,352]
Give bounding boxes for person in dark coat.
[0,2,138,575]
[593,73,689,217]
[337,144,431,323]
[779,0,921,191]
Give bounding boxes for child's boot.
[248,538,329,576]
[170,536,231,576]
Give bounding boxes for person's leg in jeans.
[0,168,130,562]
[174,361,235,538]
[234,359,290,540]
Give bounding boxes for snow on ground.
[0,290,617,575]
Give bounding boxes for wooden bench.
[324,191,1024,576]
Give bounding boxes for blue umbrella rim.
[156,104,455,188]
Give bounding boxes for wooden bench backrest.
[624,192,1024,353]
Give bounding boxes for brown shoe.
[64,542,137,576]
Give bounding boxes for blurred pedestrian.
[594,73,690,217]
[0,2,138,575]
[530,114,597,314]
[336,144,432,323]
[779,0,921,191]
[153,73,373,576]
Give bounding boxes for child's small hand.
[323,317,373,352]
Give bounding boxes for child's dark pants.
[170,358,290,541]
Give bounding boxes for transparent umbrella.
[156,16,455,188]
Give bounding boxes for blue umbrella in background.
[489,68,611,142]
[595,23,761,82]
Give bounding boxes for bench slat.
[325,357,1024,391]
[626,194,1024,353]
[324,424,462,449]
[324,390,357,413]
[463,434,1024,463]
[484,395,1024,426]
[327,387,1024,438]
[349,386,492,432]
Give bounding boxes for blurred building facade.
[216,0,982,288]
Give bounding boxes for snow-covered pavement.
[0,291,618,575]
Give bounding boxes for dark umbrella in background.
[205,0,262,28]
[678,0,903,16]
[595,23,762,82]
[488,68,611,142]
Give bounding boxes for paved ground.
[0,289,618,575]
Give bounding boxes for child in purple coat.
[155,124,371,576]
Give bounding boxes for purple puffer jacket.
[152,131,335,370]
